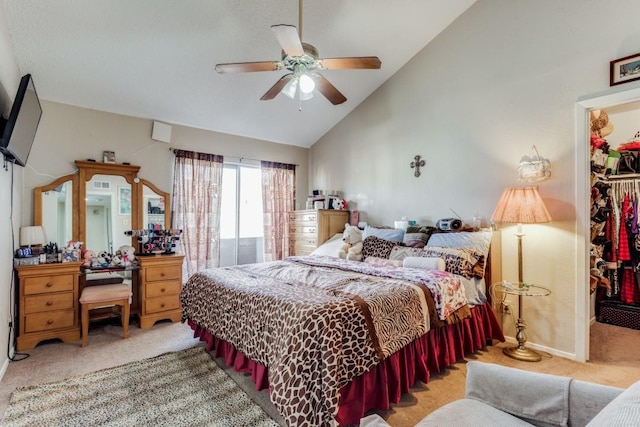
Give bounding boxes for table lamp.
[20,225,45,249]
[491,186,552,361]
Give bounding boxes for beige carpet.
[0,320,638,427]
[1,346,279,427]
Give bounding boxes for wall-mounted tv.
[0,74,42,167]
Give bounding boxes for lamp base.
[503,345,542,362]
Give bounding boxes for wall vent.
[93,181,111,190]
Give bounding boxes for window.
[219,164,264,266]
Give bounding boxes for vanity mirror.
[33,160,171,255]
[34,174,77,246]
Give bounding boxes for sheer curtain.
[172,150,224,279]
[261,161,296,261]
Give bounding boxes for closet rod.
[606,173,640,181]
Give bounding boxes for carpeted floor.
[0,319,638,427]
[1,346,279,427]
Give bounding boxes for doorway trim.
[576,84,640,362]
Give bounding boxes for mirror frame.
[33,174,78,244]
[76,160,142,250]
[139,178,171,232]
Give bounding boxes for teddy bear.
[338,223,363,261]
[117,245,136,267]
[82,250,95,268]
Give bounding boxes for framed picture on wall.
[118,186,132,215]
[610,52,640,86]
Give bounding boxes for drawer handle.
[160,288,166,293]
[160,303,165,308]
[160,272,165,277]
[46,282,53,288]
[46,301,53,306]
[309,228,316,233]
[47,319,54,325]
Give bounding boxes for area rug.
[1,346,280,427]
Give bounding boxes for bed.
[180,228,504,427]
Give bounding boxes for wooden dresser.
[137,254,185,329]
[15,262,82,351]
[289,209,349,255]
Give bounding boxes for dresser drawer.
[24,292,74,314]
[145,295,180,314]
[25,310,75,333]
[145,280,181,298]
[23,274,75,295]
[145,265,181,282]
[289,225,317,235]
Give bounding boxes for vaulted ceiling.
[4,0,476,147]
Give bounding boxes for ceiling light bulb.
[282,77,298,99]
[299,74,315,94]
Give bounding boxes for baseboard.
[590,316,597,325]
[502,337,576,360]
[0,356,9,382]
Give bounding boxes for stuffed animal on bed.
[338,223,363,261]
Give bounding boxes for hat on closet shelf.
[590,109,614,137]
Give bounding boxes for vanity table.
[17,160,184,349]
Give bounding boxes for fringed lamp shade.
[491,187,552,225]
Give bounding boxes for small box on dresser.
[15,262,82,351]
[138,254,185,329]
[289,209,349,256]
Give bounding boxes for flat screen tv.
[0,74,42,167]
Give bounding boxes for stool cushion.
[80,284,132,304]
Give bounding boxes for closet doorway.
[578,87,640,362]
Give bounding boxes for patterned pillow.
[402,232,431,248]
[362,236,403,259]
[389,246,425,261]
[421,246,480,279]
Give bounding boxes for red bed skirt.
[188,303,504,426]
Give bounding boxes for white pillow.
[310,233,343,257]
[362,225,405,242]
[403,257,446,271]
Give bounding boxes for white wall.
[310,0,640,359]
[23,101,309,225]
[0,4,25,376]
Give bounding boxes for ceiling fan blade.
[319,57,382,70]
[215,61,281,74]
[313,74,347,105]
[260,74,294,101]
[271,24,304,57]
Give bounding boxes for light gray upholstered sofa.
[360,361,640,427]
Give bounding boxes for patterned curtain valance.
[260,161,296,171]
[174,149,223,164]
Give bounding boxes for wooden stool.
[79,284,133,347]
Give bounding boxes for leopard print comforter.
[180,256,468,427]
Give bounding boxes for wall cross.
[410,155,425,177]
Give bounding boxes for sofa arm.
[465,362,572,426]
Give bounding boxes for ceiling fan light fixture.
[299,73,315,94]
[282,77,298,99]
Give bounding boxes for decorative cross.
[410,155,425,177]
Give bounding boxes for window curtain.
[172,149,224,279]
[261,161,296,261]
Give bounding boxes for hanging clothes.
[618,194,631,261]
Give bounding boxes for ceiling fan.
[214,0,381,106]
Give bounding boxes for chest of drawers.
[15,262,82,351]
[137,254,185,329]
[288,209,349,256]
